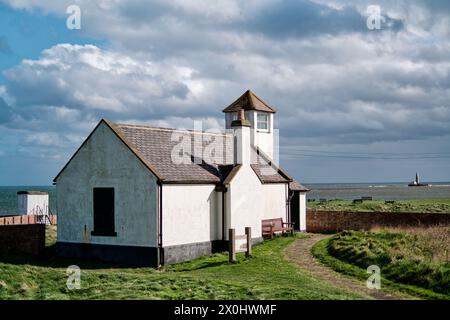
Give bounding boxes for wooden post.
[245,227,252,258]
[229,228,236,263]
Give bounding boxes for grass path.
[284,234,412,300]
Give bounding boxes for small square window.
[257,113,269,131]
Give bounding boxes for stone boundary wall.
[306,209,450,233]
[0,215,57,226]
[0,224,46,256]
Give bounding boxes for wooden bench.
[262,218,294,239]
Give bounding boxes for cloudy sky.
[0,0,449,185]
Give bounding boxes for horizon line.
[2,181,450,187]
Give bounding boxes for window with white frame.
[257,113,269,131]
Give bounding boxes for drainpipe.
[157,182,163,267]
[286,183,293,224]
[215,184,227,242]
[222,186,228,241]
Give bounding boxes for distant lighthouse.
[408,172,428,187]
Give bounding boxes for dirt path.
[284,234,411,300]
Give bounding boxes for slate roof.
[289,180,310,192]
[17,191,49,195]
[250,147,292,184]
[113,122,291,184]
[222,90,276,113]
[114,123,233,184]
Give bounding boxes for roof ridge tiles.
[116,123,232,137]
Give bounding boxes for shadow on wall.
[0,224,46,256]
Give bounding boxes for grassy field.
[0,228,364,300]
[312,226,450,299]
[308,198,450,213]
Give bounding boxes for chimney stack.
[238,109,245,121]
[231,110,251,165]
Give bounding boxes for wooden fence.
[228,227,252,263]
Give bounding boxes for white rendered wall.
[18,194,49,215]
[56,122,158,247]
[162,184,220,246]
[226,165,287,239]
[299,192,306,231]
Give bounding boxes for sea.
[305,182,450,201]
[0,186,56,216]
[0,183,450,216]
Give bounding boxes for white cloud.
[1,0,450,183]
[169,0,243,21]
[3,43,201,115]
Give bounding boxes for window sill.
[256,130,270,133]
[91,231,117,237]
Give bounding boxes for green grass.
[0,231,364,300]
[312,228,450,300]
[45,225,57,247]
[308,198,450,213]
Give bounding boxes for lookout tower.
[223,90,276,159]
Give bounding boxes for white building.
[17,191,49,216]
[54,90,308,266]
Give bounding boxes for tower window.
[257,113,269,131]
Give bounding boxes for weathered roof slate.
[115,123,234,184]
[17,191,49,195]
[115,122,290,184]
[250,146,292,184]
[289,180,310,192]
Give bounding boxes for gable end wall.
[56,121,158,247]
